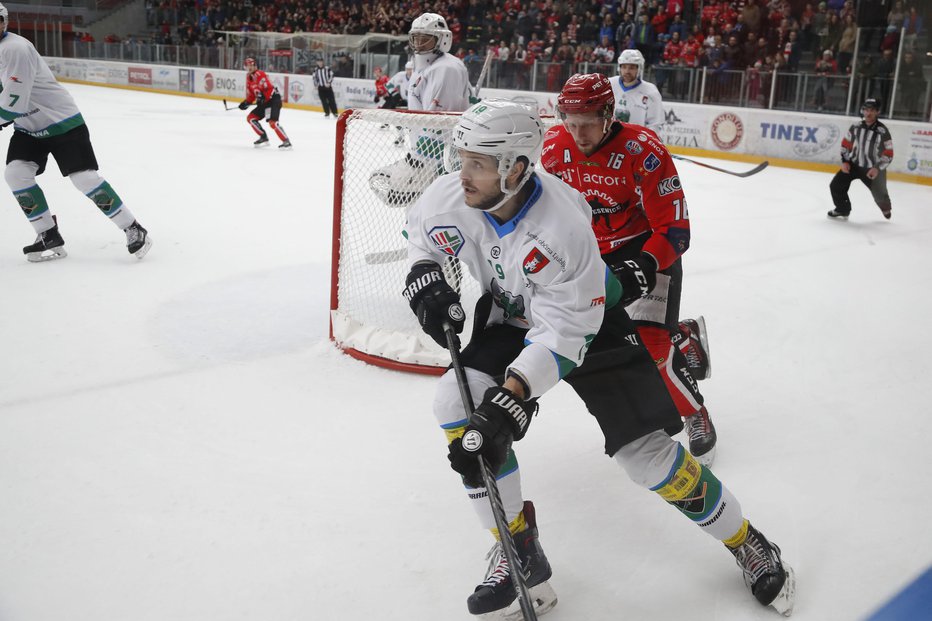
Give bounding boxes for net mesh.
[332,107,559,372]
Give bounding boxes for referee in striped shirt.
[313,58,338,118]
[828,98,893,220]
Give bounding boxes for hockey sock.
[248,115,266,136]
[70,170,135,230]
[13,185,51,225]
[649,443,743,540]
[268,120,289,142]
[615,431,743,541]
[638,325,703,416]
[723,518,750,549]
[491,504,528,541]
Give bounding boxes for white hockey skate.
[368,154,440,208]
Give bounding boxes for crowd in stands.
[137,0,927,111]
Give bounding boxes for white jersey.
[608,76,664,134]
[404,172,608,398]
[386,70,410,101]
[0,32,84,138]
[408,52,469,112]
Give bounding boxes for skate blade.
[827,213,848,221]
[478,581,558,621]
[278,145,293,151]
[131,237,153,260]
[26,247,67,262]
[694,446,716,468]
[695,315,711,379]
[254,141,270,148]
[770,564,796,617]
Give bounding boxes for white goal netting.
[331,107,558,374]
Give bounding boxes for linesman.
[828,97,893,220]
[313,58,338,119]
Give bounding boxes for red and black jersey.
[541,122,690,270]
[375,74,389,98]
[245,70,277,104]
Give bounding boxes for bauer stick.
[671,154,769,178]
[443,322,538,621]
[468,49,495,101]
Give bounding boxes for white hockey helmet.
[446,99,544,211]
[0,3,8,31]
[405,60,414,71]
[617,48,645,80]
[409,13,453,55]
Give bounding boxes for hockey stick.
[222,99,239,111]
[468,49,494,101]
[671,154,769,178]
[364,248,407,265]
[444,323,539,621]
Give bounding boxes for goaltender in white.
[369,12,470,207]
[401,99,796,620]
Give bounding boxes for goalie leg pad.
[435,368,525,530]
[615,431,743,540]
[369,154,441,208]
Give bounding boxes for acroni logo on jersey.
[428,226,464,256]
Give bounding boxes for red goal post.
[330,107,558,375]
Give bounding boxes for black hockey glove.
[448,386,534,488]
[237,100,249,110]
[374,94,381,103]
[612,253,658,306]
[402,262,464,348]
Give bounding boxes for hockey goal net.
[331,107,557,375]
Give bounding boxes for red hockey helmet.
[243,57,257,69]
[557,73,614,118]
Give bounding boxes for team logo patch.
[643,153,661,172]
[638,133,648,142]
[429,226,464,256]
[625,140,643,155]
[523,247,550,274]
[490,246,501,259]
[657,175,681,196]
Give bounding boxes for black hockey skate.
[728,523,796,617]
[278,140,292,150]
[879,202,892,220]
[684,406,717,467]
[254,135,270,148]
[23,215,67,262]
[467,501,558,620]
[124,220,152,260]
[678,316,711,380]
[826,209,849,220]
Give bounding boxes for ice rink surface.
[1,83,930,621]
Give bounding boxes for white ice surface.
[1,83,931,621]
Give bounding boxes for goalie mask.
[446,99,544,213]
[409,13,453,55]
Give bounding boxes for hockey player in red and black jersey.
[238,57,291,150]
[542,73,718,465]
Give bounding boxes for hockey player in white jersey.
[369,12,470,207]
[609,49,664,134]
[0,3,151,261]
[403,99,796,619]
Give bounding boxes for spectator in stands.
[898,50,927,118]
[812,49,837,111]
[742,0,764,34]
[874,48,896,111]
[783,29,801,72]
[903,6,923,51]
[886,1,906,30]
[616,12,635,50]
[593,34,616,64]
[836,14,856,74]
[723,34,744,69]
[633,12,655,63]
[879,24,900,53]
